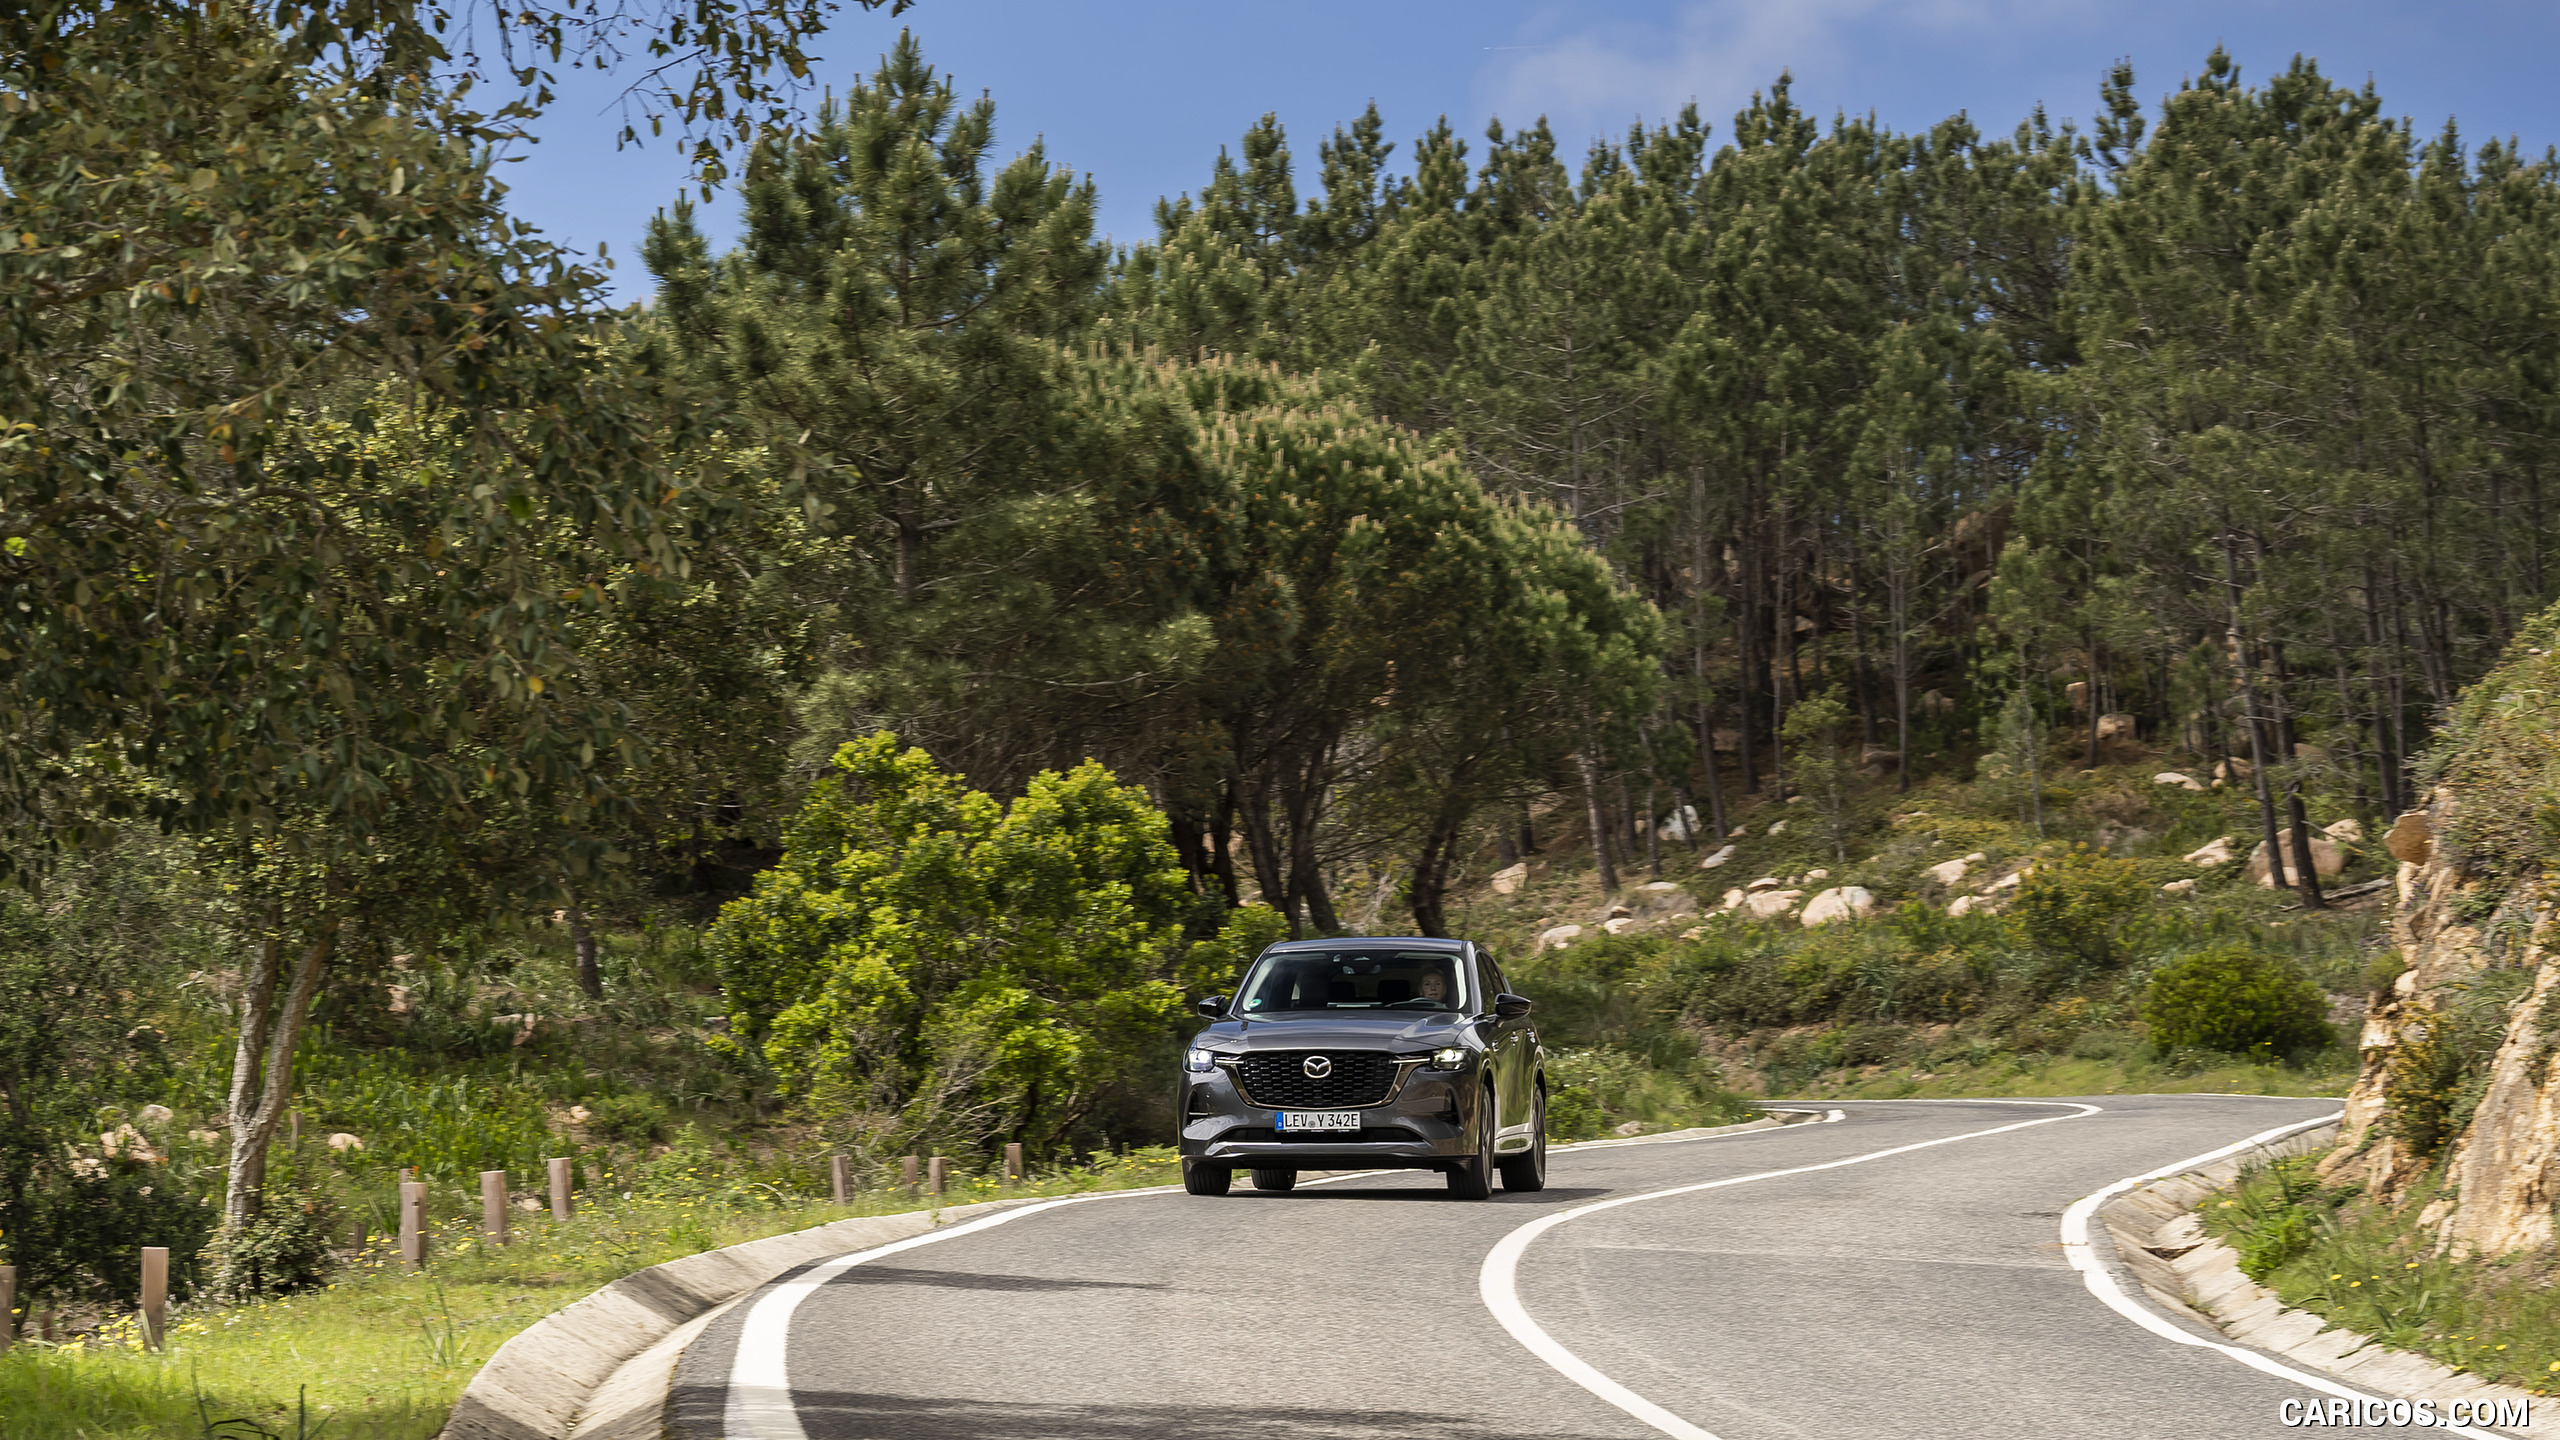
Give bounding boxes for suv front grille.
[1230,1050,1400,1108]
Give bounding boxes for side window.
[1477,950,1509,1000]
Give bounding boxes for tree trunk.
[1576,746,1618,893]
[221,916,336,1283]
[566,890,602,1000]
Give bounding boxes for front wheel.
[1250,1167,1298,1192]
[1499,1087,1547,1192]
[1182,1159,1232,1196]
[1447,1087,1496,1200]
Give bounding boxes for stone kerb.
[2095,1121,2560,1438]
[438,1202,1024,1440]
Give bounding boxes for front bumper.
[1177,1059,1478,1171]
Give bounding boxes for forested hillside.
[9,5,2560,1396]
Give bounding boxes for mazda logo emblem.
[1303,1055,1332,1079]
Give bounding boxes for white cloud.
[1472,0,2104,143]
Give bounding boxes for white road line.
[721,1187,1178,1440]
[1477,1100,2102,1440]
[2058,1114,2512,1440]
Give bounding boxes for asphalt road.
[670,1096,2376,1440]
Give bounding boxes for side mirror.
[1195,995,1228,1019]
[1494,992,1532,1019]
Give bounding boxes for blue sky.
[490,1,2560,301]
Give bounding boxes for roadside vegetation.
[2206,1156,2560,1397]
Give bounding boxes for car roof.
[1266,936,1468,951]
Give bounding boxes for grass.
[0,1149,1185,1440]
[2203,1155,2560,1395]
[1792,1030,2356,1100]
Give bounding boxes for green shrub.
[2143,944,2333,1060]
[217,1191,338,1298]
[582,1093,668,1145]
[2009,845,2150,971]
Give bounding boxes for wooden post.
[1003,1143,1023,1189]
[139,1247,168,1351]
[400,1180,428,1270]
[480,1170,508,1246]
[900,1155,919,1198]
[548,1156,573,1220]
[829,1153,851,1205]
[927,1155,947,1199]
[0,1263,15,1354]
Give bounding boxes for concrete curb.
[2094,1121,2555,1437]
[436,1196,1044,1440]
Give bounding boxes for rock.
[566,1104,593,1125]
[99,1123,160,1164]
[1613,1120,1647,1137]
[1602,916,1640,936]
[2095,712,2137,742]
[2384,810,2433,865]
[1804,868,1830,881]
[188,1129,222,1146]
[1538,924,1584,952]
[1712,728,1741,753]
[1800,886,1876,927]
[514,1195,545,1212]
[1919,689,1955,716]
[1742,889,1804,920]
[2322,818,2364,845]
[2244,830,2347,886]
[1697,844,1737,870]
[1985,865,2032,893]
[1963,851,1986,864]
[1746,876,1781,890]
[1946,894,1987,918]
[2153,771,2205,791]
[2160,878,2197,896]
[1719,888,1746,911]
[2214,757,2253,781]
[1926,856,1971,886]
[1659,805,1702,841]
[2295,742,2332,766]
[1766,819,1788,835]
[1727,826,1748,839]
[2093,820,2152,852]
[1785,794,1807,805]
[138,1104,174,1127]
[2065,680,2089,711]
[2184,836,2237,867]
[1491,862,1529,895]
[1860,747,1900,778]
[327,1132,365,1151]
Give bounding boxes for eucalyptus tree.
[0,5,731,1260]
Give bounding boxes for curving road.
[668,1096,2404,1440]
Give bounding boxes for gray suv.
[1177,936,1545,1199]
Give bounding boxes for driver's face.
[1417,972,1448,1000]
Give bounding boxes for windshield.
[1235,949,1471,1014]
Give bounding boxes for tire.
[1182,1159,1232,1196]
[1250,1167,1298,1193]
[1499,1086,1547,1193]
[1446,1086,1496,1200]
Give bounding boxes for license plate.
[1276,1110,1360,1133]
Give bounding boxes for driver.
[1412,966,1451,1006]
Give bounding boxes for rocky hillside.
[2323,614,2560,1257]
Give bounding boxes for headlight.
[1186,1047,1216,1073]
[1428,1046,1469,1070]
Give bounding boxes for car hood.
[1201,1011,1477,1050]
